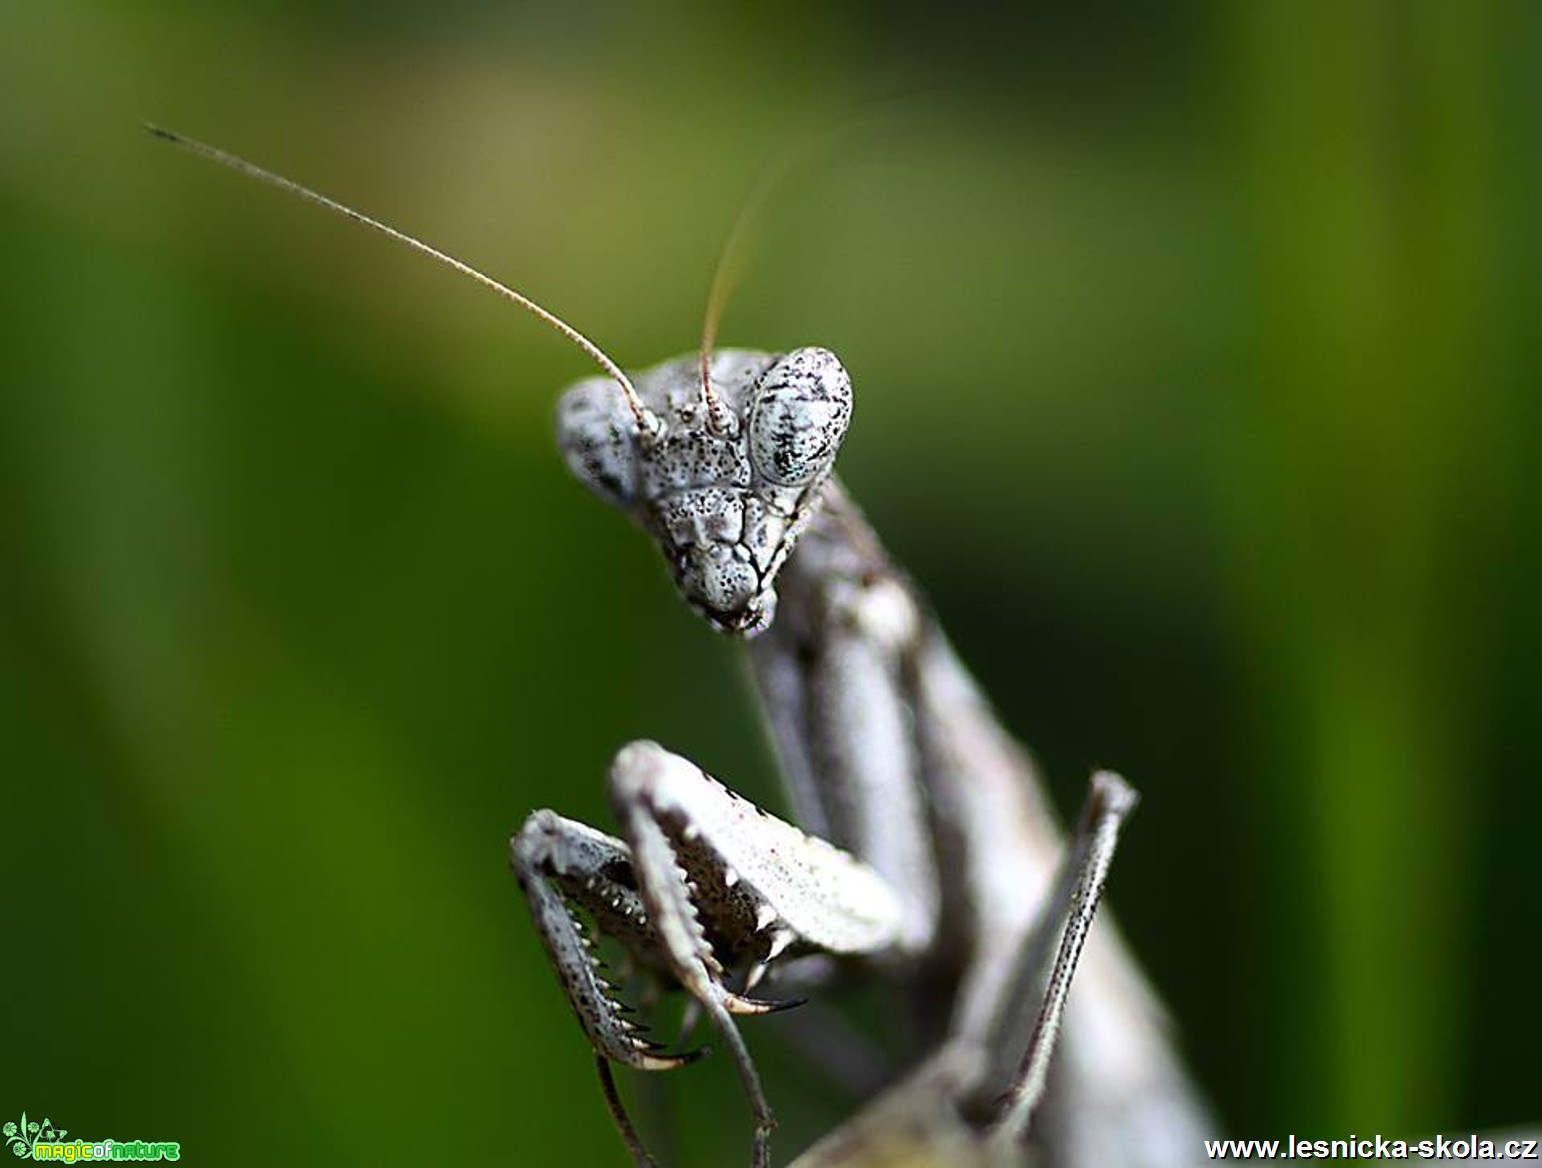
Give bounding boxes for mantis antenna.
[696,152,788,430]
[696,129,839,429]
[145,124,655,434]
[696,96,917,424]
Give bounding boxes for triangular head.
[557,347,852,636]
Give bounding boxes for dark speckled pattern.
[557,348,852,635]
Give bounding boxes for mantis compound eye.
[747,347,852,487]
[556,377,641,508]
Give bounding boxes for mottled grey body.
[519,349,1215,1168]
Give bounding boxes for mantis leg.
[514,740,907,1168]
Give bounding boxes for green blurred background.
[2,1,1538,1162]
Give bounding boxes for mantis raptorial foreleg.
[511,810,687,1071]
[513,740,909,1168]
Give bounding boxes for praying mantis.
[149,125,1215,1168]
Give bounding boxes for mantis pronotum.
[149,125,1215,1168]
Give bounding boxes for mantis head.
[557,347,852,637]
